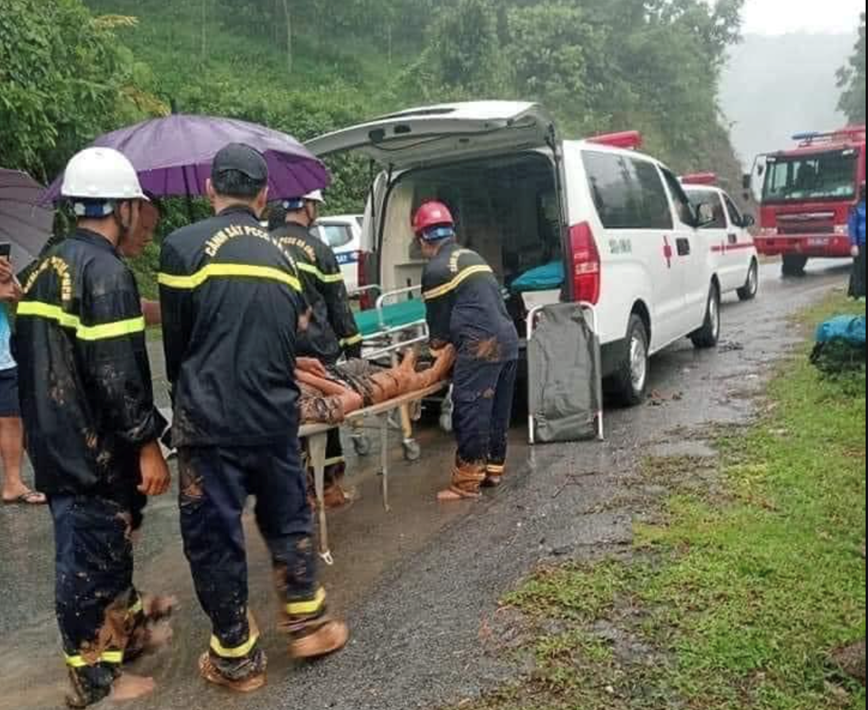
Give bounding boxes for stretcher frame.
[526,302,604,445]
[350,284,436,461]
[300,381,448,566]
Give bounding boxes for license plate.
[808,238,827,247]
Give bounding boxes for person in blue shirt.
[850,181,867,300]
[0,257,46,505]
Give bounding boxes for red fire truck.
[748,125,866,276]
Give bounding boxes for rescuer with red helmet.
[414,201,520,501]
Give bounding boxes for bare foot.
[110,674,156,702]
[437,488,480,503]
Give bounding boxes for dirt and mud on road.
[0,261,853,710]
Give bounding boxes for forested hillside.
[3,0,749,205]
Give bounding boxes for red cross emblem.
[663,236,673,269]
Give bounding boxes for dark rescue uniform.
[159,206,324,675]
[16,229,165,706]
[272,222,362,487]
[422,243,519,474]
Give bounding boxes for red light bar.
[588,130,643,150]
[681,172,718,186]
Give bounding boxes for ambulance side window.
[724,195,743,228]
[583,151,669,231]
[662,169,698,227]
[632,159,675,230]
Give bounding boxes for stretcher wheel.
[353,436,373,457]
[403,440,422,462]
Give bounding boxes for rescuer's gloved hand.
[852,245,861,258]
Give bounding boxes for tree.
[0,0,165,181]
[838,12,866,124]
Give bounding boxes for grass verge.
[452,293,866,710]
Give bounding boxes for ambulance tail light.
[570,222,601,305]
[357,251,374,311]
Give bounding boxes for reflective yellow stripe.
[158,263,303,293]
[128,598,144,617]
[17,302,146,342]
[286,587,327,617]
[210,633,260,660]
[324,456,346,468]
[423,266,493,301]
[340,333,364,348]
[65,651,124,668]
[297,262,345,284]
[487,465,505,474]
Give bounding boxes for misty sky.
[742,0,864,35]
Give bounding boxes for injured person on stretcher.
[297,346,456,425]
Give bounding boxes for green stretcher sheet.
[354,299,427,339]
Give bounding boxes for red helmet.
[413,201,455,236]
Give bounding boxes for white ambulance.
[682,174,760,302]
[308,101,724,405]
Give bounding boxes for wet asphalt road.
[0,260,854,710]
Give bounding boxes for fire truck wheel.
[782,254,808,278]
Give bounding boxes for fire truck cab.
[748,125,866,276]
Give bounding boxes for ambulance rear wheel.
[737,260,759,301]
[691,283,721,350]
[612,314,650,407]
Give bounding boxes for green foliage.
[838,12,867,124]
[449,293,867,710]
[0,0,164,182]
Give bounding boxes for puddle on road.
[0,424,515,710]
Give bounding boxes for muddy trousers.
[50,496,145,708]
[178,436,323,679]
[452,358,519,473]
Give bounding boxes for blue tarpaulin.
[511,262,565,293]
[815,316,867,346]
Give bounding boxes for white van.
[682,176,760,302]
[312,214,367,294]
[308,101,723,405]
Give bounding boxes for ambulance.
[308,102,725,405]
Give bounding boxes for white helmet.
[303,190,325,204]
[61,147,148,202]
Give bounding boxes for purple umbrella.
[44,115,330,203]
[0,169,54,269]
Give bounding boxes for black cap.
[212,143,268,183]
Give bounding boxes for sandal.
[3,490,47,506]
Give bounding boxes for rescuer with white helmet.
[16,146,173,708]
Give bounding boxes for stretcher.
[526,302,604,444]
[300,381,448,566]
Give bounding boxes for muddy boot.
[482,464,505,488]
[437,460,486,502]
[199,648,268,694]
[286,612,350,660]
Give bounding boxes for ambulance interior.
[376,151,562,335]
